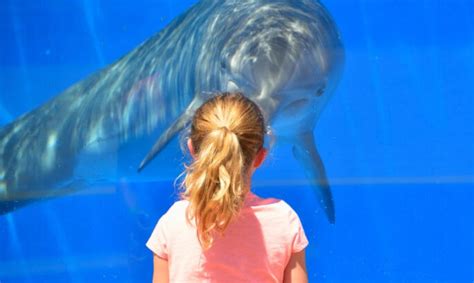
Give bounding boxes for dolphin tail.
[292,132,335,223]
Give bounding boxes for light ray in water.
[357,0,393,176]
[7,0,32,105]
[41,203,84,283]
[82,0,106,65]
[4,213,34,283]
[0,104,13,125]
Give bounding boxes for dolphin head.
[139,0,344,176]
[217,1,344,133]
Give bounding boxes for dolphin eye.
[220,59,227,70]
[316,87,325,97]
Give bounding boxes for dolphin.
[0,0,344,222]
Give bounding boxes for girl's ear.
[187,138,196,158]
[253,147,267,169]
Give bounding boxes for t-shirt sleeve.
[146,214,169,259]
[287,203,309,253]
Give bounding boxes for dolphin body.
[0,0,344,222]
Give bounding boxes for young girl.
[146,92,309,282]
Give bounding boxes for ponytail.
[180,93,265,250]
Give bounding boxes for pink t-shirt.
[146,192,308,282]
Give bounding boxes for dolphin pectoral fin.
[292,132,335,223]
[138,92,216,172]
[137,113,190,172]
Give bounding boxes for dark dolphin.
[0,0,344,222]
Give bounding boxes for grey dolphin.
[0,0,344,222]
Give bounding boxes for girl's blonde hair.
[181,92,265,249]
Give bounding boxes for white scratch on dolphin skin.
[12,123,24,134]
[209,14,220,32]
[0,169,5,196]
[0,181,7,197]
[289,21,307,35]
[43,131,58,170]
[86,119,106,152]
[70,95,86,110]
[255,4,272,13]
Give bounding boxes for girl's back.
[147,192,307,282]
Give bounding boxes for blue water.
[0,0,473,282]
